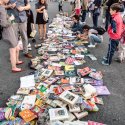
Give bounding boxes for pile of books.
[0,14,109,125]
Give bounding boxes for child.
[117,19,125,63]
[58,0,63,12]
[102,3,123,65]
[71,15,83,33]
[77,25,102,47]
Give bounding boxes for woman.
[0,0,23,72]
[35,0,48,40]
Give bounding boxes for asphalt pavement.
[0,2,125,125]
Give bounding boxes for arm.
[0,8,11,27]
[4,2,16,9]
[17,0,31,12]
[36,6,45,13]
[110,19,117,33]
[77,33,89,40]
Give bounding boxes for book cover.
[94,86,110,95]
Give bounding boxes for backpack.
[94,26,106,35]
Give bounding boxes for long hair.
[38,0,46,5]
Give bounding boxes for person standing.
[75,0,81,16]
[35,0,48,40]
[116,19,125,63]
[92,0,102,27]
[26,9,36,43]
[102,3,123,65]
[105,0,119,31]
[6,0,33,58]
[81,0,88,22]
[0,0,23,72]
[102,0,108,24]
[58,0,63,12]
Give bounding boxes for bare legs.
[38,24,47,40]
[9,45,22,71]
[43,24,46,39]
[16,45,23,64]
[38,24,42,39]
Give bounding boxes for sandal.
[12,68,24,73]
[16,61,24,65]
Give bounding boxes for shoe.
[88,44,95,48]
[12,68,24,73]
[101,60,109,66]
[103,56,107,60]
[115,58,123,63]
[35,44,42,49]
[28,47,32,51]
[32,39,36,43]
[16,61,24,65]
[24,53,33,58]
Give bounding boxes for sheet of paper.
[20,75,35,88]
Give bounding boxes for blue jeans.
[81,10,87,22]
[92,14,99,27]
[106,39,119,64]
[89,34,101,45]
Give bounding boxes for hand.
[77,34,81,38]
[18,6,25,11]
[40,6,45,10]
[11,2,16,8]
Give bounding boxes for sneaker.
[101,60,109,66]
[35,44,41,49]
[28,47,32,51]
[24,53,33,58]
[103,56,107,60]
[115,58,123,63]
[88,44,95,48]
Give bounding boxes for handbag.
[43,9,48,22]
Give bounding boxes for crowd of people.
[0,0,125,73]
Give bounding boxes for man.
[6,0,32,58]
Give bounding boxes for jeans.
[92,14,99,27]
[89,34,101,45]
[106,39,119,64]
[81,10,87,22]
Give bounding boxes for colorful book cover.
[19,109,37,122]
[94,86,110,95]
